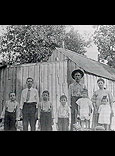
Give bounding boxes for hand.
[15,120,18,128]
[51,119,54,125]
[111,110,114,117]
[68,124,71,131]
[56,123,58,131]
[35,111,38,121]
[20,109,23,119]
[37,119,40,130]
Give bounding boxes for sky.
[72,25,98,61]
[0,25,99,61]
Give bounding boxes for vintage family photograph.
[0,25,115,131]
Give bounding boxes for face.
[42,92,49,101]
[60,97,67,106]
[74,72,82,82]
[9,93,16,101]
[82,92,88,98]
[26,78,33,88]
[101,99,107,105]
[97,81,104,89]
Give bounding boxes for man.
[20,77,39,131]
[68,69,87,131]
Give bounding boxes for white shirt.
[1,100,20,120]
[56,103,71,124]
[20,87,39,109]
[76,98,93,117]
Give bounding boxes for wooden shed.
[0,47,115,130]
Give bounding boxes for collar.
[27,87,33,91]
[9,100,16,103]
[74,81,82,85]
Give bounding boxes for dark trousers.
[40,111,52,131]
[58,118,69,131]
[4,111,16,131]
[71,96,81,131]
[22,102,36,131]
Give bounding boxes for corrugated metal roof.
[56,48,115,81]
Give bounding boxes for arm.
[20,90,24,110]
[68,84,72,108]
[38,102,41,120]
[0,106,6,119]
[16,102,20,121]
[68,106,71,126]
[108,91,113,109]
[51,103,54,119]
[35,89,39,109]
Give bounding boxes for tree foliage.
[64,28,91,55]
[0,25,65,64]
[0,25,91,65]
[94,25,115,68]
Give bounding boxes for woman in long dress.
[91,78,113,130]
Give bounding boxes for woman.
[91,78,113,129]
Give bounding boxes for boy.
[38,90,54,131]
[56,95,71,131]
[76,89,93,129]
[0,92,20,131]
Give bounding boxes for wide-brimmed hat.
[71,69,84,79]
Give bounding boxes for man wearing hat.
[69,69,87,131]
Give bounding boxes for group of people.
[0,69,115,131]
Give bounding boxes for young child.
[76,89,93,129]
[38,90,54,131]
[111,98,115,131]
[98,96,111,131]
[56,95,71,131]
[0,92,20,131]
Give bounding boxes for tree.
[0,25,66,64]
[93,25,115,68]
[0,25,91,65]
[64,27,91,55]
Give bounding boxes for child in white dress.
[110,98,115,131]
[98,96,111,131]
[76,89,93,129]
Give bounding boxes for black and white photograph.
[0,25,115,131]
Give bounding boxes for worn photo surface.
[0,25,115,131]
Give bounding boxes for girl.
[38,90,54,131]
[0,92,20,131]
[98,96,111,131]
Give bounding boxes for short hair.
[97,78,105,84]
[42,90,50,96]
[9,92,16,97]
[26,77,33,83]
[60,95,67,101]
[81,88,88,93]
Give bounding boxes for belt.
[24,102,37,104]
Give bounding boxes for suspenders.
[5,101,17,113]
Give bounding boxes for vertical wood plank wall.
[0,49,115,130]
[0,61,68,130]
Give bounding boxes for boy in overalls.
[0,92,20,131]
[38,91,54,131]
